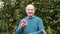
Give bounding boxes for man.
[16,4,46,34]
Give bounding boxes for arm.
[38,18,46,34]
[16,21,22,34]
[29,18,46,34]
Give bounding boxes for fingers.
[22,23,27,29]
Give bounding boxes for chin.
[28,15,34,17]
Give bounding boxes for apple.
[21,19,27,29]
[22,19,27,24]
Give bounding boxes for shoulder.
[35,16,42,21]
[35,16,43,24]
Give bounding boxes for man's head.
[25,4,35,18]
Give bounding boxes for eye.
[28,9,30,11]
[31,9,34,11]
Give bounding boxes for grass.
[0,32,15,34]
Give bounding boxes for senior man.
[16,4,46,34]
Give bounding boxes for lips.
[28,12,33,14]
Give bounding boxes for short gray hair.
[25,4,35,9]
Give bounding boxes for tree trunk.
[6,28,12,34]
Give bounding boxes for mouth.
[28,12,33,14]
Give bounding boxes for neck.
[27,15,34,18]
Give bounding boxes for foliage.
[0,0,60,34]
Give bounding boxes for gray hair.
[25,4,35,9]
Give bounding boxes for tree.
[0,0,60,34]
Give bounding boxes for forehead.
[26,5,35,9]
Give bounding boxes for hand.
[21,19,27,29]
[21,22,27,29]
[40,30,46,34]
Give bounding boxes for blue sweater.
[16,16,45,34]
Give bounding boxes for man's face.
[26,5,35,17]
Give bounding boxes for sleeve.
[29,18,45,34]
[38,18,45,31]
[16,21,22,34]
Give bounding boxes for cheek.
[33,11,35,13]
[26,11,35,15]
